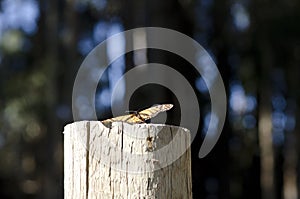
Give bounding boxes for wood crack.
[86,121,90,199]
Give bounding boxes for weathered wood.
[63,121,192,199]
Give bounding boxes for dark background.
[0,0,300,198]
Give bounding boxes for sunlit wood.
[63,121,192,199]
[258,111,274,199]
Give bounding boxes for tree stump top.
[64,121,192,199]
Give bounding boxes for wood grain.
[63,121,192,199]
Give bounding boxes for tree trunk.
[63,121,192,199]
[258,41,275,199]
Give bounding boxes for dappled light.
[0,0,39,34]
[231,3,250,31]
[0,0,299,198]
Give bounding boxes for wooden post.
[63,121,192,199]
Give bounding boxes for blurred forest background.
[0,0,300,198]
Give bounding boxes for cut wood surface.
[63,121,192,199]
